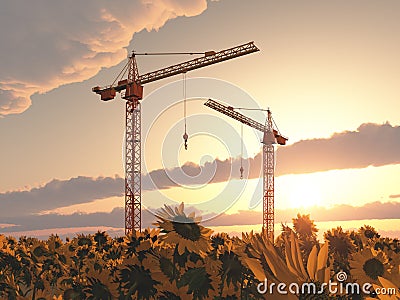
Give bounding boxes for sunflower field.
[0,203,399,299]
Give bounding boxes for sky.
[1,0,400,239]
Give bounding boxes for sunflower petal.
[317,242,329,271]
[307,245,318,280]
[293,233,308,279]
[245,257,267,281]
[377,276,397,291]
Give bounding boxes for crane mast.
[92,42,259,234]
[204,99,287,241]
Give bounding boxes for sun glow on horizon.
[284,176,323,208]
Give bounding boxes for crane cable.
[183,72,188,150]
[111,60,130,87]
[240,123,244,179]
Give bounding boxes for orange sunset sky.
[1,0,400,239]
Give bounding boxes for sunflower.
[293,214,318,239]
[125,228,159,258]
[0,234,6,248]
[75,234,94,248]
[83,265,119,299]
[350,247,390,287]
[211,233,233,256]
[47,234,63,253]
[324,227,355,271]
[218,251,244,297]
[30,240,49,263]
[93,231,111,252]
[178,266,218,300]
[155,203,212,256]
[358,225,380,247]
[118,263,159,299]
[103,244,124,268]
[374,237,400,254]
[55,242,75,267]
[143,246,190,298]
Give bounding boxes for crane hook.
[183,132,188,150]
[240,166,244,179]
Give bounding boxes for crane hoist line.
[92,42,260,234]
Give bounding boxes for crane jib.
[204,99,288,145]
[138,41,259,85]
[92,42,259,94]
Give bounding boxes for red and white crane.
[92,42,259,234]
[204,98,287,241]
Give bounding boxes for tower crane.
[204,98,287,241]
[92,42,259,234]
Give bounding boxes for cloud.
[143,158,259,190]
[0,0,209,116]
[0,176,124,218]
[203,201,400,226]
[1,201,399,238]
[0,89,31,116]
[2,122,399,218]
[389,194,400,199]
[276,122,400,175]
[145,122,400,187]
[0,207,151,233]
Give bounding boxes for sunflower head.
[119,264,159,299]
[83,267,119,299]
[324,227,355,259]
[155,203,212,256]
[350,247,390,286]
[211,233,233,256]
[6,236,17,250]
[125,228,159,260]
[30,240,50,263]
[93,231,110,251]
[359,225,379,239]
[75,234,93,247]
[324,227,356,273]
[292,213,318,240]
[358,225,380,248]
[47,234,63,253]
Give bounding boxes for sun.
[280,174,323,208]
